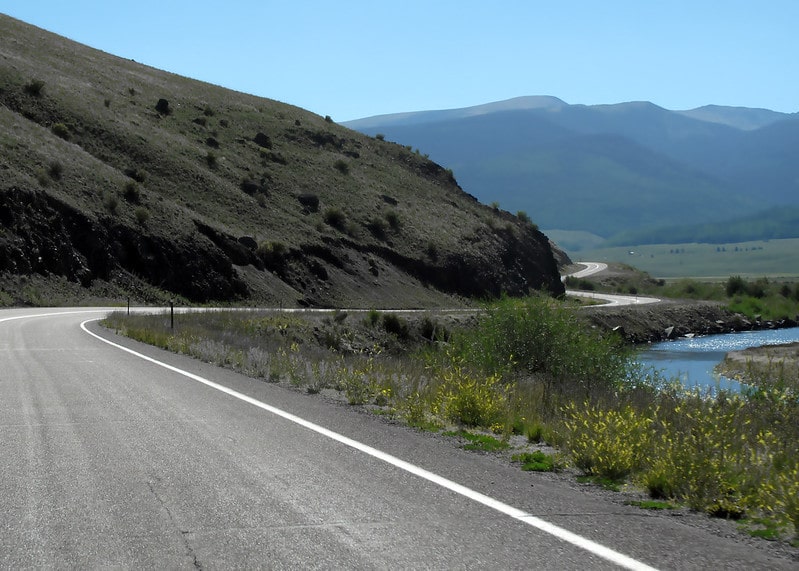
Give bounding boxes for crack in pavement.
[147,480,202,570]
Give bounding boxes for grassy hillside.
[0,15,563,307]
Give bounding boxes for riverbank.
[580,299,798,344]
[718,341,799,386]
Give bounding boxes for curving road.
[563,262,661,306]
[1,307,792,569]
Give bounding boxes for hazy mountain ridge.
[344,97,798,247]
[676,104,792,131]
[0,15,564,306]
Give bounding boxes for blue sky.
[4,1,797,121]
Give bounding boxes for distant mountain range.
[344,97,799,249]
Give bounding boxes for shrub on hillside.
[123,181,141,203]
[297,193,320,213]
[425,241,438,261]
[103,192,119,215]
[253,132,272,149]
[124,167,146,183]
[517,211,533,225]
[257,241,288,271]
[385,210,400,230]
[155,98,171,115]
[134,207,150,225]
[366,218,388,240]
[333,160,349,175]
[51,123,70,140]
[323,207,346,230]
[47,161,63,181]
[24,79,45,96]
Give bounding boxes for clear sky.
[3,1,797,121]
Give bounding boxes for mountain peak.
[676,105,788,131]
[343,95,567,130]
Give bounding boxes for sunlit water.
[637,327,799,392]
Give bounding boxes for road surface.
[1,307,793,569]
[563,262,661,306]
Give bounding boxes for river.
[637,327,799,392]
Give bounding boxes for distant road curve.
[562,262,661,306]
[562,262,608,280]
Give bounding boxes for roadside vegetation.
[103,294,799,544]
[565,266,799,322]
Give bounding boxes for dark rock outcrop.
[0,187,249,303]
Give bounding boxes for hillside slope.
[0,15,563,307]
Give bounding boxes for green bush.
[333,159,349,175]
[47,161,63,181]
[726,275,747,297]
[425,241,438,260]
[24,79,45,96]
[122,181,140,203]
[36,169,50,187]
[155,98,171,115]
[435,363,512,428]
[385,210,401,230]
[124,167,146,183]
[366,218,388,240]
[323,207,346,230]
[103,192,119,214]
[382,313,409,339]
[257,241,288,270]
[205,151,218,169]
[134,207,150,225]
[563,402,652,481]
[420,316,448,342]
[457,295,634,399]
[51,123,70,140]
[747,277,769,299]
[365,309,380,326]
[513,450,556,472]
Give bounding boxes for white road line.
[80,318,658,571]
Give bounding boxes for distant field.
[574,238,799,279]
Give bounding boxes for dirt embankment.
[580,299,797,344]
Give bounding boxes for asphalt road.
[564,262,661,306]
[1,307,794,569]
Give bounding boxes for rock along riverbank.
[580,299,798,344]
